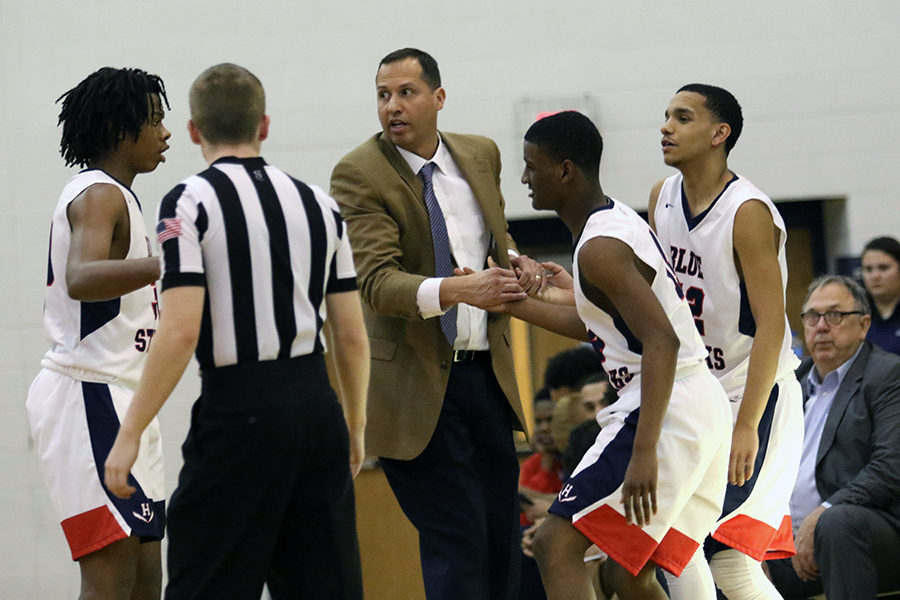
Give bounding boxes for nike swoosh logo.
[557,495,578,503]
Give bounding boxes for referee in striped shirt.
[105,63,369,600]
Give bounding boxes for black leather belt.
[452,350,489,363]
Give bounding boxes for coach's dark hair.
[524,111,604,176]
[678,83,743,155]
[57,67,169,168]
[863,236,900,267]
[190,63,265,145]
[802,275,871,316]
[378,48,441,90]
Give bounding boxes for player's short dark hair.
[57,67,169,168]
[863,236,900,267]
[543,345,604,391]
[523,111,603,176]
[534,386,552,403]
[579,372,617,408]
[578,372,607,389]
[677,83,743,155]
[378,48,442,90]
[190,63,265,145]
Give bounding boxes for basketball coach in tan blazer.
[330,48,539,600]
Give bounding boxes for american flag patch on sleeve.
[156,218,182,244]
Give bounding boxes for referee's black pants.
[165,354,363,600]
[380,352,521,600]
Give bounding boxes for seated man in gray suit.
[767,275,900,600]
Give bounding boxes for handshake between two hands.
[452,254,575,312]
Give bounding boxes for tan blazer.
[330,131,525,460]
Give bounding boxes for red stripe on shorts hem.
[713,513,795,561]
[651,526,700,576]
[62,505,128,560]
[573,504,659,576]
[763,515,796,559]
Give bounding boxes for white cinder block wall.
[2,0,898,596]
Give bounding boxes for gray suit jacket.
[796,341,900,533]
[330,131,525,460]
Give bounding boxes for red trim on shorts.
[764,515,796,559]
[573,505,658,576]
[62,505,128,560]
[712,513,795,561]
[651,526,700,576]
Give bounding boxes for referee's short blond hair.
[190,63,264,145]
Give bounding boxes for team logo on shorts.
[133,502,155,523]
[558,484,577,503]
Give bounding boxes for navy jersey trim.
[80,299,121,340]
[682,174,739,231]
[612,313,644,355]
[245,162,297,360]
[737,279,756,337]
[573,197,614,251]
[46,223,54,286]
[292,176,327,354]
[198,166,259,363]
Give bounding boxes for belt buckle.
[452,349,476,363]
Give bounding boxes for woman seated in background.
[861,236,900,354]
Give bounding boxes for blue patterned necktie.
[419,162,457,346]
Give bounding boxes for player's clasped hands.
[452,255,586,317]
[535,260,575,305]
[510,254,545,295]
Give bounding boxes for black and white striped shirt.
[157,156,357,370]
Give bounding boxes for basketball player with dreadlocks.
[26,67,171,600]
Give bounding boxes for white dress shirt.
[789,344,863,532]
[396,136,491,350]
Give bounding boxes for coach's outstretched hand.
[451,259,526,312]
[104,430,140,499]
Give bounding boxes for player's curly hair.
[57,67,169,168]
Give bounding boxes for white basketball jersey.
[573,198,708,392]
[653,172,799,400]
[41,170,158,389]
